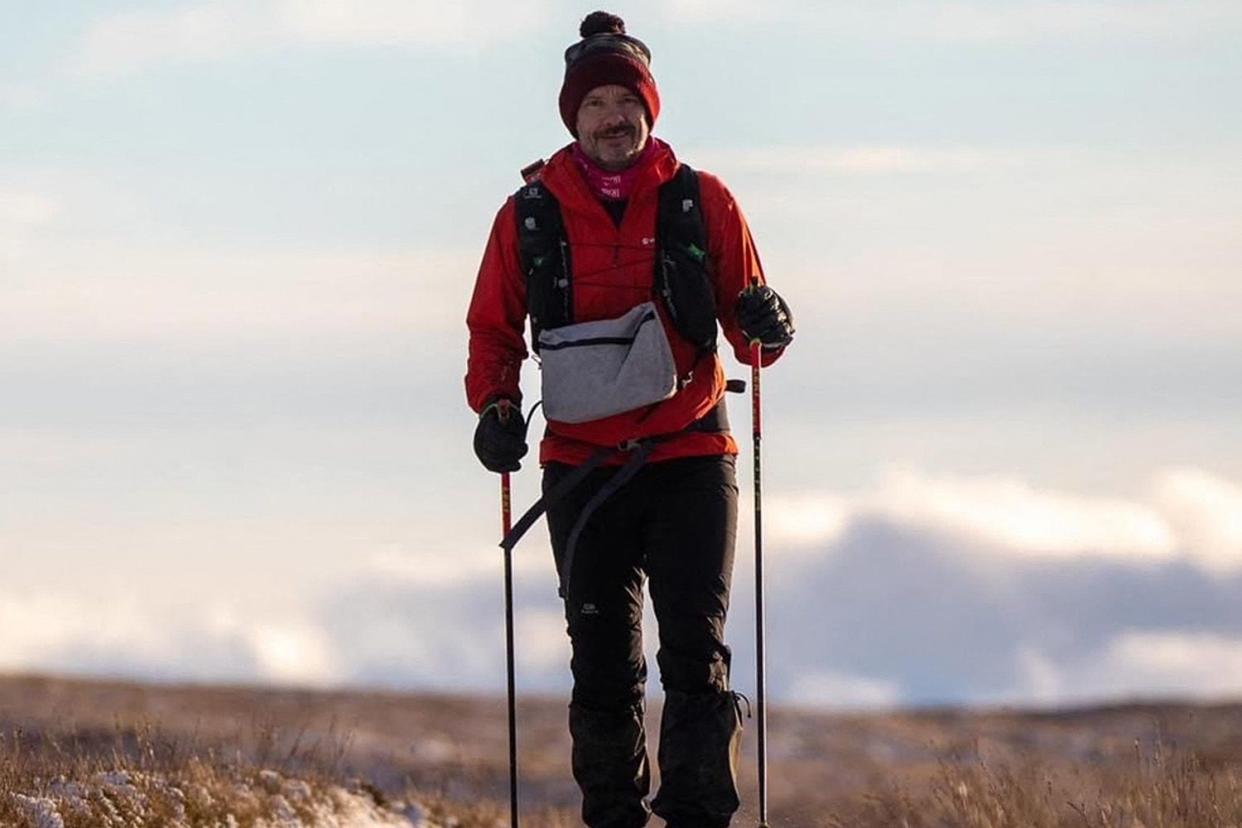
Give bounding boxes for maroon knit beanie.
[559,12,660,137]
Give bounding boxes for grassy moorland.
[1,671,1240,826]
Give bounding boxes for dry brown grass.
[0,714,403,826]
[824,740,1242,828]
[0,673,577,826]
[2,672,1241,826]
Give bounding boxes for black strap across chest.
[514,164,718,355]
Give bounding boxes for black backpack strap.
[497,393,731,567]
[499,444,612,555]
[656,164,718,354]
[514,181,573,348]
[558,440,653,598]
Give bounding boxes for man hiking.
[465,11,795,827]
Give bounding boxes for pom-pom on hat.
[559,11,660,137]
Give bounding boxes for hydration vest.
[514,163,718,355]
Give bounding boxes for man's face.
[575,84,650,171]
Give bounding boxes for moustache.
[595,126,636,141]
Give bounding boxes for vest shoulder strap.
[514,163,716,353]
[514,180,573,346]
[656,164,718,353]
[520,158,546,183]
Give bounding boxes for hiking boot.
[569,700,652,828]
[650,689,742,827]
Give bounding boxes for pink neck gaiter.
[572,137,661,202]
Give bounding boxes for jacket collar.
[540,136,678,210]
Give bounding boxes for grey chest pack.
[515,164,719,423]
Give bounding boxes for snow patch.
[11,794,64,828]
[10,769,429,828]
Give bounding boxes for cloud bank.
[71,0,554,78]
[4,242,476,343]
[4,466,1240,708]
[65,0,1242,81]
[688,145,1045,176]
[766,466,1242,571]
[655,0,1242,43]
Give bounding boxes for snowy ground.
[8,767,436,828]
[4,672,1241,825]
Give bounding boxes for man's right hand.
[473,399,528,473]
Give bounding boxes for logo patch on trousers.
[580,603,599,616]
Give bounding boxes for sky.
[2,0,1241,710]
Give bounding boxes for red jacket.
[465,139,783,466]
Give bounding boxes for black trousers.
[544,454,743,828]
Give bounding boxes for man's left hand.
[736,284,795,349]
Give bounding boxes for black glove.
[736,284,795,349]
[473,399,528,473]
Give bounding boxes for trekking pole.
[498,402,520,828]
[747,278,770,828]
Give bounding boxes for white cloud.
[1012,631,1242,704]
[71,4,279,78]
[901,1,1241,43]
[689,145,1039,176]
[0,191,60,226]
[0,82,48,109]
[208,605,343,686]
[767,466,1242,571]
[1094,630,1242,698]
[251,623,341,684]
[0,588,325,685]
[364,541,556,589]
[1152,468,1242,574]
[786,669,903,710]
[365,547,499,588]
[0,587,362,689]
[0,190,61,266]
[71,0,553,78]
[765,492,851,551]
[7,475,1242,704]
[275,0,548,46]
[0,575,570,692]
[657,0,776,24]
[1013,646,1064,704]
[72,0,1238,80]
[0,591,155,669]
[516,609,570,673]
[870,468,1177,561]
[4,242,477,342]
[653,1,1242,43]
